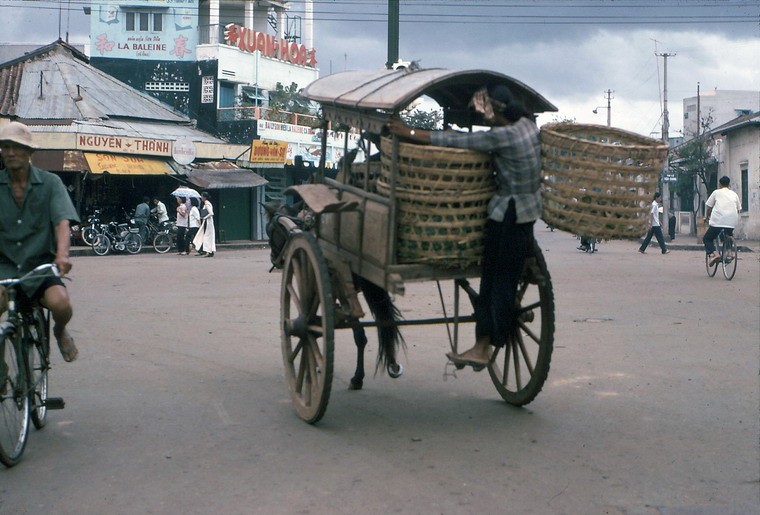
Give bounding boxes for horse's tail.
[357,276,405,374]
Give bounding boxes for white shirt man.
[703,176,742,263]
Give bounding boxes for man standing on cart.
[388,84,541,370]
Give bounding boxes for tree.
[669,114,719,218]
[401,108,442,130]
[266,82,314,124]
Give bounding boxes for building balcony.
[217,106,321,127]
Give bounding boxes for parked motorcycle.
[80,209,103,246]
[91,218,142,256]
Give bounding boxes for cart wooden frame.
[278,68,558,423]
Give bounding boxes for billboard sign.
[90,0,198,61]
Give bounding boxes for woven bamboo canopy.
[302,68,557,132]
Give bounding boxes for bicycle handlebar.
[0,263,60,287]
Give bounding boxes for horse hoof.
[349,379,363,390]
[388,363,403,378]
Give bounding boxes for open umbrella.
[171,186,201,199]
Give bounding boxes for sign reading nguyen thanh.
[249,140,288,164]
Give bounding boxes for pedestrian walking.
[639,192,670,255]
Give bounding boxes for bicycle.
[146,216,175,254]
[705,228,738,281]
[0,263,65,467]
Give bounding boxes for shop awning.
[83,152,174,175]
[32,150,89,172]
[184,169,268,189]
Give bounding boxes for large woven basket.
[378,137,495,268]
[541,123,668,240]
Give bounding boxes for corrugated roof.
[185,169,268,189]
[0,40,187,123]
[33,119,228,144]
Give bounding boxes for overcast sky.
[2,0,758,138]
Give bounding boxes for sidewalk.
[643,234,758,253]
[70,240,269,257]
[70,235,758,257]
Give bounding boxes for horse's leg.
[349,326,367,390]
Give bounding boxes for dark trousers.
[639,225,667,253]
[476,202,534,348]
[176,226,187,252]
[703,226,733,255]
[186,227,199,252]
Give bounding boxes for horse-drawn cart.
[276,68,558,423]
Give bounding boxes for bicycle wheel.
[488,242,555,406]
[81,227,98,246]
[722,236,738,280]
[153,232,172,254]
[29,310,50,429]
[125,233,142,254]
[92,234,111,256]
[0,328,30,467]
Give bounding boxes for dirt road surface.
[2,229,758,514]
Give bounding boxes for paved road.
[2,229,758,514]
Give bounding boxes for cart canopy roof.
[302,68,557,130]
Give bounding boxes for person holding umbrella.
[193,191,216,257]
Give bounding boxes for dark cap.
[488,84,514,107]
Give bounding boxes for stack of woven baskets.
[377,136,495,268]
[541,123,669,240]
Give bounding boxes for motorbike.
[79,209,103,246]
[91,216,142,256]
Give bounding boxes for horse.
[264,199,405,391]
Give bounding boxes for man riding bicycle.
[703,176,742,265]
[0,121,80,362]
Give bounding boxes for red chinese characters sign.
[224,24,317,68]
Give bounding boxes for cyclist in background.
[0,122,80,362]
[703,176,742,265]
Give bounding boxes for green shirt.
[0,165,79,292]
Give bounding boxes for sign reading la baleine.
[77,134,173,156]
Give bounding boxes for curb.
[70,241,270,257]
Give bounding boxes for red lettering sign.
[224,23,316,68]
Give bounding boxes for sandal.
[446,352,488,372]
[56,331,78,362]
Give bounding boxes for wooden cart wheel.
[280,232,334,424]
[488,242,555,406]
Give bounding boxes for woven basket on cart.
[378,136,495,268]
[541,123,669,240]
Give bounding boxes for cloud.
[2,0,757,138]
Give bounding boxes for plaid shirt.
[430,117,542,223]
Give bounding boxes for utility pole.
[592,90,613,126]
[387,0,399,69]
[657,52,675,144]
[604,89,613,127]
[656,51,676,237]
